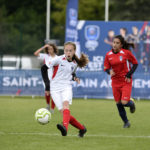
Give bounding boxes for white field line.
[0,131,150,138]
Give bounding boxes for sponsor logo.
[85,25,100,51]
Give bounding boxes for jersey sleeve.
[38,53,47,60]
[127,51,138,64]
[104,54,111,71]
[46,56,60,68]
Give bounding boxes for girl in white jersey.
[46,42,89,137]
[34,43,58,113]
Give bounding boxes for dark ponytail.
[115,35,134,50]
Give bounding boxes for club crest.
[119,56,123,61]
[85,25,100,51]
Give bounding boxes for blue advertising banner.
[73,72,150,100]
[0,70,44,96]
[77,21,150,73]
[65,0,78,42]
[0,70,150,99]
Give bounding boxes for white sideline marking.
[0,131,150,138]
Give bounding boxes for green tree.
[0,0,150,55]
[51,0,67,45]
[0,0,46,55]
[78,0,105,20]
[109,0,150,21]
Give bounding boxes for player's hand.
[110,70,115,77]
[45,91,50,96]
[74,77,80,84]
[43,44,50,49]
[125,77,131,83]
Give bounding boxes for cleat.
[123,121,131,128]
[57,124,67,136]
[130,98,136,113]
[78,126,87,137]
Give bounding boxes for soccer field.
[0,97,150,150]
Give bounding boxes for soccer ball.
[35,108,51,125]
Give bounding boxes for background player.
[34,43,58,113]
[104,29,115,49]
[104,35,138,128]
[46,42,89,137]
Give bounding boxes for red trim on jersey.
[52,65,59,79]
[62,56,76,64]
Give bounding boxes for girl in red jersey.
[104,35,138,128]
[46,42,89,137]
[34,43,58,113]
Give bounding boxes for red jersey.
[104,49,138,86]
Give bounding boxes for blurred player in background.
[104,29,115,49]
[140,25,150,72]
[46,42,89,137]
[120,28,128,40]
[104,35,138,128]
[34,43,58,113]
[127,26,141,60]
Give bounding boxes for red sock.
[51,99,55,109]
[69,115,84,130]
[63,109,70,131]
[45,93,50,104]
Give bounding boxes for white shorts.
[50,87,72,110]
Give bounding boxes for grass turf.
[0,96,150,150]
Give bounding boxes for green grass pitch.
[0,96,150,150]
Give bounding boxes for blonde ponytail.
[74,53,89,68]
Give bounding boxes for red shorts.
[112,82,132,102]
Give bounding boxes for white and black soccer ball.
[35,108,51,125]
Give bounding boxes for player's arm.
[104,38,113,46]
[126,51,138,78]
[41,64,50,91]
[104,55,110,74]
[125,64,138,78]
[46,56,60,68]
[72,72,77,80]
[34,44,49,56]
[104,54,115,76]
[72,65,80,84]
[72,72,80,83]
[72,73,80,84]
[105,69,110,75]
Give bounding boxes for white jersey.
[46,55,77,91]
[38,53,58,80]
[38,53,49,62]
